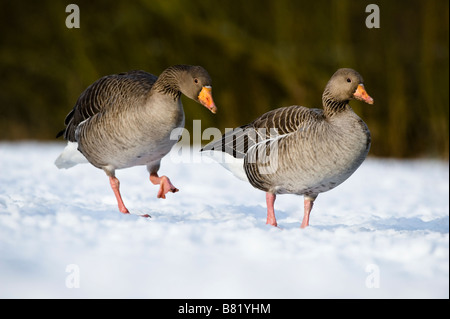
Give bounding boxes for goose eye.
[346,78,351,83]
[194,78,199,84]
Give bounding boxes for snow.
[0,142,448,298]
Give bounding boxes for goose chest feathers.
[202,68,373,228]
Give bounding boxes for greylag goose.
[201,68,373,228]
[55,65,216,215]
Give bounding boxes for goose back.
[202,105,322,159]
[60,70,157,142]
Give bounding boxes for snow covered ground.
[0,142,448,298]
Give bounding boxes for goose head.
[326,68,374,105]
[179,65,217,113]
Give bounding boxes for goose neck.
[152,66,190,100]
[322,90,348,117]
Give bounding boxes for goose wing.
[202,105,323,158]
[57,70,157,141]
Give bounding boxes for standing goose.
[55,65,217,215]
[201,68,373,228]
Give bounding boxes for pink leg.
[149,172,179,199]
[266,192,277,227]
[109,176,130,214]
[300,197,315,228]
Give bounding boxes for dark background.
[0,0,448,158]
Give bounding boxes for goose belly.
[275,153,367,195]
[78,122,182,170]
[77,105,185,170]
[246,126,371,196]
[119,139,177,168]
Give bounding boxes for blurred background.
[0,0,448,158]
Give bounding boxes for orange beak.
[198,86,217,114]
[353,84,374,105]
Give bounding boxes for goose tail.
[54,142,88,169]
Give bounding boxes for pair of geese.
[55,65,373,228]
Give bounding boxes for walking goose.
[201,68,373,228]
[55,65,216,215]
